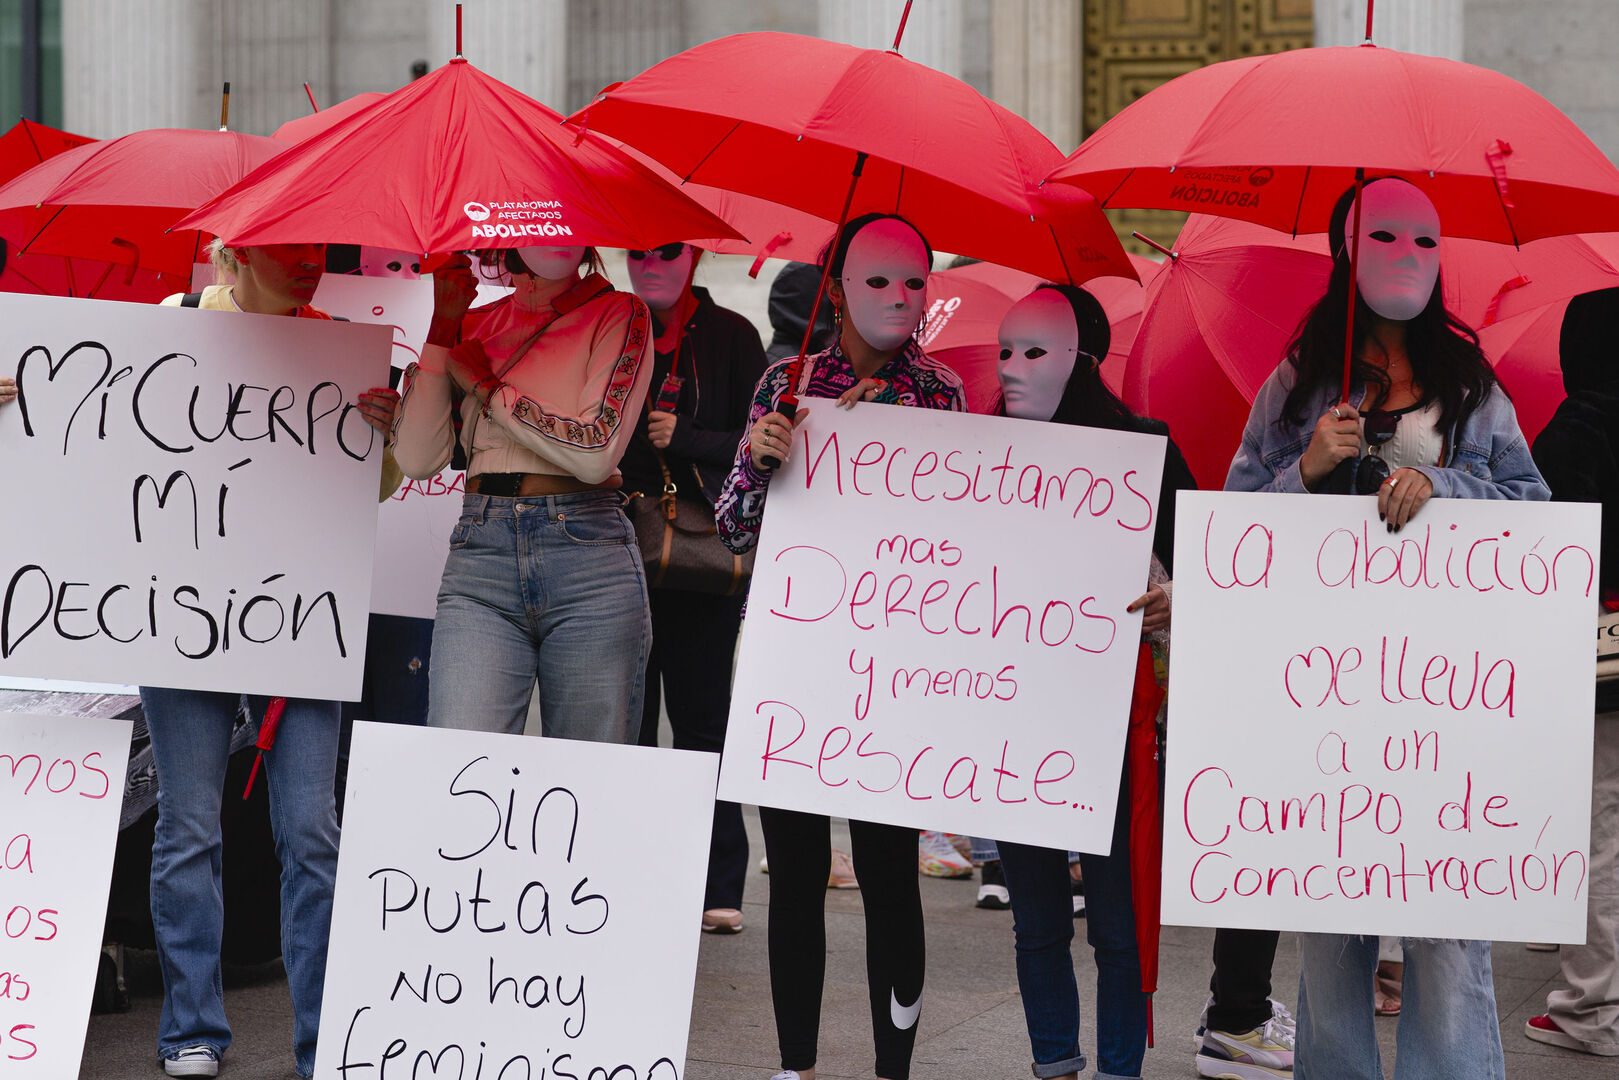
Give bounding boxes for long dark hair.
[1033,284,1138,431]
[1280,177,1496,433]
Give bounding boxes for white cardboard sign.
[0,712,132,1074]
[0,294,391,699]
[315,723,717,1080]
[1165,491,1599,941]
[718,401,1165,853]
[311,275,462,620]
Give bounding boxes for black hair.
[1030,284,1137,431]
[1280,176,1496,432]
[488,247,604,279]
[819,212,934,279]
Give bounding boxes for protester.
[135,239,396,1079]
[1226,177,1549,1080]
[1522,287,1619,1057]
[620,241,767,934]
[988,283,1194,1080]
[763,260,836,364]
[716,212,965,1080]
[392,246,653,739]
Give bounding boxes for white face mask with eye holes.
[359,246,422,279]
[1351,181,1441,323]
[839,218,930,352]
[997,289,1080,422]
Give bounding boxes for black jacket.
[620,286,768,502]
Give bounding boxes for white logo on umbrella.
[463,201,491,222]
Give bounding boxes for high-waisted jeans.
[426,490,650,741]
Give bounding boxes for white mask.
[359,246,421,278]
[1350,181,1441,322]
[627,243,695,311]
[839,218,929,352]
[517,245,586,280]
[997,290,1081,422]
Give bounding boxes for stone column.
[427,0,567,109]
[1314,0,1462,58]
[988,0,1083,151]
[563,0,684,115]
[819,0,964,80]
[63,0,206,136]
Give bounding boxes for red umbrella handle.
[763,150,869,469]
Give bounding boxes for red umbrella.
[1044,43,1619,245]
[272,91,388,143]
[1123,216,1619,486]
[1479,304,1578,446]
[176,57,741,254]
[574,32,1136,288]
[0,119,179,301]
[918,257,1158,413]
[0,127,286,275]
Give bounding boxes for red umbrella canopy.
[1046,44,1619,244]
[0,128,285,275]
[178,58,741,254]
[1478,305,1571,447]
[919,257,1157,413]
[272,91,388,143]
[0,119,189,298]
[574,32,1136,285]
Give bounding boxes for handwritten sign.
[314,722,716,1080]
[1164,491,1599,941]
[311,275,462,619]
[718,402,1165,853]
[0,712,131,1073]
[0,293,391,699]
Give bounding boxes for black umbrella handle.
[761,397,796,471]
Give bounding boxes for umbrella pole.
[892,0,914,50]
[1340,167,1366,403]
[762,150,868,470]
[304,82,319,112]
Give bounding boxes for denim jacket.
[1225,360,1550,501]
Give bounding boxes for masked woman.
[989,283,1195,1080]
[715,213,965,1080]
[1227,177,1548,1080]
[619,242,767,934]
[393,246,654,740]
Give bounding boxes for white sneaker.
[1196,1015,1294,1079]
[769,1072,801,1080]
[918,830,972,878]
[1194,996,1295,1052]
[164,1046,220,1078]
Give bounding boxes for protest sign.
[311,275,461,620]
[0,712,132,1073]
[718,401,1165,853]
[0,293,391,699]
[1164,491,1599,941]
[315,723,716,1080]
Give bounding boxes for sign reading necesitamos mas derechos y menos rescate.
[315,723,717,1080]
[1165,490,1600,942]
[0,293,391,700]
[719,400,1166,854]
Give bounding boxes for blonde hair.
[207,237,240,285]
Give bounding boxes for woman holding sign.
[392,246,654,741]
[1226,177,1549,1080]
[715,213,965,1080]
[989,282,1194,1080]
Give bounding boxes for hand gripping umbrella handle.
[761,397,797,471]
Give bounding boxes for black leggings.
[1208,927,1280,1032]
[759,808,925,1080]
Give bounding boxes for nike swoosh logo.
[890,988,922,1030]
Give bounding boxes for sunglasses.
[627,243,686,262]
[1352,409,1401,495]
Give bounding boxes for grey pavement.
[80,807,1611,1080]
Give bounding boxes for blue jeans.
[1296,935,1504,1080]
[426,491,650,740]
[141,688,339,1077]
[998,779,1146,1080]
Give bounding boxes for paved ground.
[80,807,1611,1080]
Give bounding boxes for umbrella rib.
[1050,222,1075,285]
[22,118,43,164]
[1493,179,1522,251]
[1101,168,1134,209]
[682,119,743,183]
[1289,165,1311,238]
[18,204,64,255]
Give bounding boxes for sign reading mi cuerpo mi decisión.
[0,293,391,700]
[1165,491,1600,942]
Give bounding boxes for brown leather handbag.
[628,451,754,596]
